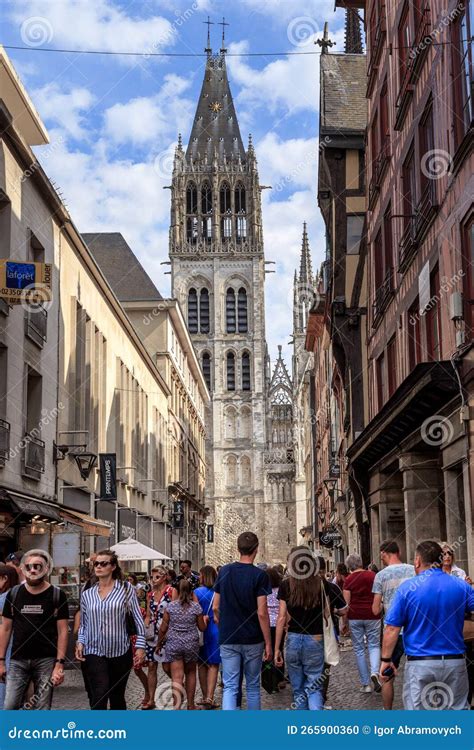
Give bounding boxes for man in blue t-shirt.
[380,540,474,710]
[213,531,272,710]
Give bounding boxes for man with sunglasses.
[0,550,69,709]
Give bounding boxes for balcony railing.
[22,433,45,477]
[372,267,394,327]
[410,4,432,80]
[0,419,10,463]
[398,216,418,273]
[395,61,415,130]
[414,180,438,243]
[368,136,391,209]
[367,8,387,97]
[25,306,47,347]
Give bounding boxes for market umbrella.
[110,537,171,562]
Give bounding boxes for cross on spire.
[316,22,335,54]
[204,16,214,55]
[219,17,229,53]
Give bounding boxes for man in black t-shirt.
[0,550,69,710]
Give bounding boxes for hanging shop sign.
[0,260,52,303]
[319,526,343,549]
[207,524,214,543]
[99,453,117,501]
[172,499,185,529]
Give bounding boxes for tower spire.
[299,222,313,284]
[344,9,363,54]
[204,16,214,55]
[219,17,229,54]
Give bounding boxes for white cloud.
[10,0,175,53]
[227,40,319,117]
[103,74,194,147]
[239,0,336,23]
[31,83,96,140]
[262,189,326,361]
[256,132,318,192]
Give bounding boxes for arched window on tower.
[188,288,198,333]
[224,406,237,439]
[220,182,232,240]
[226,352,235,391]
[201,181,212,242]
[199,288,210,333]
[226,288,236,333]
[240,406,251,439]
[201,352,211,391]
[235,182,247,242]
[238,288,248,332]
[186,182,198,244]
[241,455,251,488]
[225,455,237,486]
[242,351,251,391]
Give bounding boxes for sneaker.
[323,703,333,710]
[360,685,372,693]
[371,673,382,693]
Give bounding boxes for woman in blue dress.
[194,565,221,709]
[0,564,19,709]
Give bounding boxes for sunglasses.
[93,560,112,568]
[25,563,44,572]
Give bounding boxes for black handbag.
[123,582,138,637]
[261,660,280,694]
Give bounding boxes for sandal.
[141,701,156,710]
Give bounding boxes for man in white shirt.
[372,539,415,710]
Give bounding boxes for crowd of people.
[0,535,472,711]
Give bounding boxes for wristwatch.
[380,657,392,662]
[55,658,66,664]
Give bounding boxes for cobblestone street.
[52,648,404,711]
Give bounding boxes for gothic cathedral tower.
[169,32,267,563]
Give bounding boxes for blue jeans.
[285,632,325,710]
[220,642,264,710]
[349,620,381,686]
[4,657,56,710]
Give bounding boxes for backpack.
[9,584,61,617]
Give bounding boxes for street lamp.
[323,477,338,500]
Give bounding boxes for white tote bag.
[321,585,340,666]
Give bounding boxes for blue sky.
[3,0,348,367]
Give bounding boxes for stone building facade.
[168,43,269,563]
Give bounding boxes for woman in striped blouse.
[75,550,146,710]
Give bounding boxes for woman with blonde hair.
[157,579,206,710]
[141,566,174,709]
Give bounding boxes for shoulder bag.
[123,582,138,637]
[321,583,340,666]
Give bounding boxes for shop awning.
[0,491,62,522]
[111,537,171,561]
[60,507,111,537]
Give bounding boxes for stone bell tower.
[169,23,268,563]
